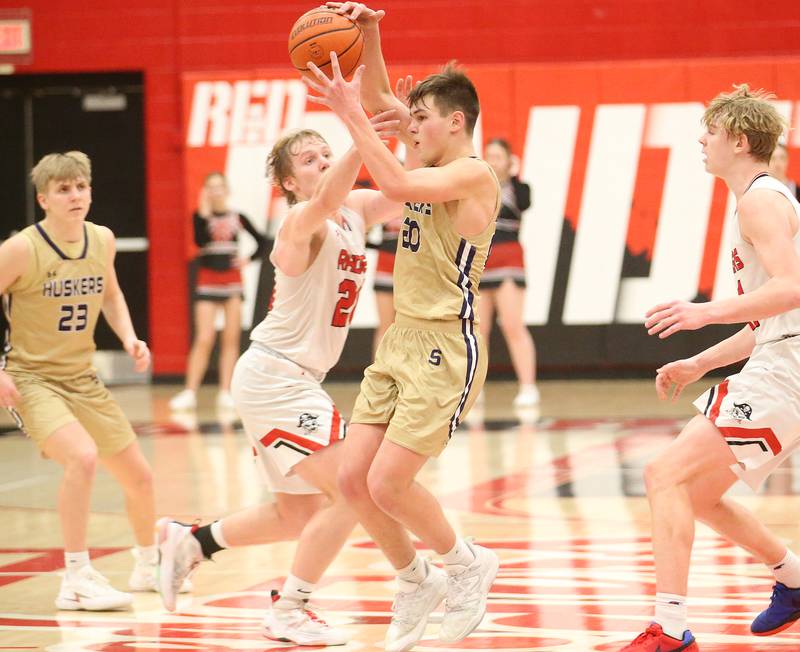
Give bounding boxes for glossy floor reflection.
[1,380,799,650]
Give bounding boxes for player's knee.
[66,448,98,479]
[366,473,400,514]
[644,457,678,494]
[337,464,369,503]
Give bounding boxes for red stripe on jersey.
[259,428,323,453]
[718,425,782,456]
[329,405,342,443]
[708,379,729,423]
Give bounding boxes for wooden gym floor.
[1,379,799,651]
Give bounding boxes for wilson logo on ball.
[289,16,333,41]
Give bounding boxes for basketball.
[288,8,364,79]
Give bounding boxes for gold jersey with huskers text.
[2,221,107,380]
[393,174,499,323]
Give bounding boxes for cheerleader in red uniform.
[170,172,267,410]
[480,139,539,407]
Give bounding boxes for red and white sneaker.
[617,624,698,651]
[263,590,349,646]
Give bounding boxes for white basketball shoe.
[129,547,192,593]
[439,540,499,642]
[156,517,204,611]
[263,591,350,646]
[385,563,448,652]
[55,565,133,611]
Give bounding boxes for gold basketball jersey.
[2,221,107,379]
[393,161,499,324]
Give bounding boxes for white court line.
[0,475,49,493]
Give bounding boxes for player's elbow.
[378,178,408,203]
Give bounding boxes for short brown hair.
[30,151,92,193]
[703,84,788,162]
[266,129,326,205]
[407,62,480,136]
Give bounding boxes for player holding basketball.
[0,152,159,610]
[306,4,501,650]
[616,85,800,651]
[157,114,403,646]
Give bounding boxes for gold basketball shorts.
[8,371,137,457]
[351,315,487,457]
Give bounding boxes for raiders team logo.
[729,402,753,422]
[298,413,320,434]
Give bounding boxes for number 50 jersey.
[2,221,107,380]
[250,205,367,377]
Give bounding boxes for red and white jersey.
[250,205,367,376]
[731,173,800,344]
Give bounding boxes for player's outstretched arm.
[274,109,400,276]
[645,190,800,338]
[99,226,151,373]
[0,236,28,408]
[326,2,403,116]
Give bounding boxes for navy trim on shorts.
[448,318,479,438]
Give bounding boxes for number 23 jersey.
[2,221,107,380]
[250,205,367,376]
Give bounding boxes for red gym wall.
[12,0,800,376]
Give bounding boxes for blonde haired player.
[306,3,501,650]
[615,85,800,651]
[0,151,164,610]
[157,114,403,646]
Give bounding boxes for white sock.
[771,549,800,589]
[64,551,90,574]
[136,544,158,565]
[278,573,315,607]
[441,538,475,569]
[210,520,230,549]
[654,592,688,640]
[397,555,428,584]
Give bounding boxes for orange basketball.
[288,8,364,80]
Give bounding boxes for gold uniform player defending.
[0,152,174,610]
[617,87,800,652]
[305,4,501,650]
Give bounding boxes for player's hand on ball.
[0,371,21,409]
[645,300,711,338]
[304,52,364,115]
[369,109,400,143]
[326,2,385,27]
[125,338,151,373]
[655,358,704,402]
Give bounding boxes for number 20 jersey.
[2,221,107,380]
[250,205,367,376]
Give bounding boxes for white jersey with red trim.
[250,205,367,376]
[731,173,800,345]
